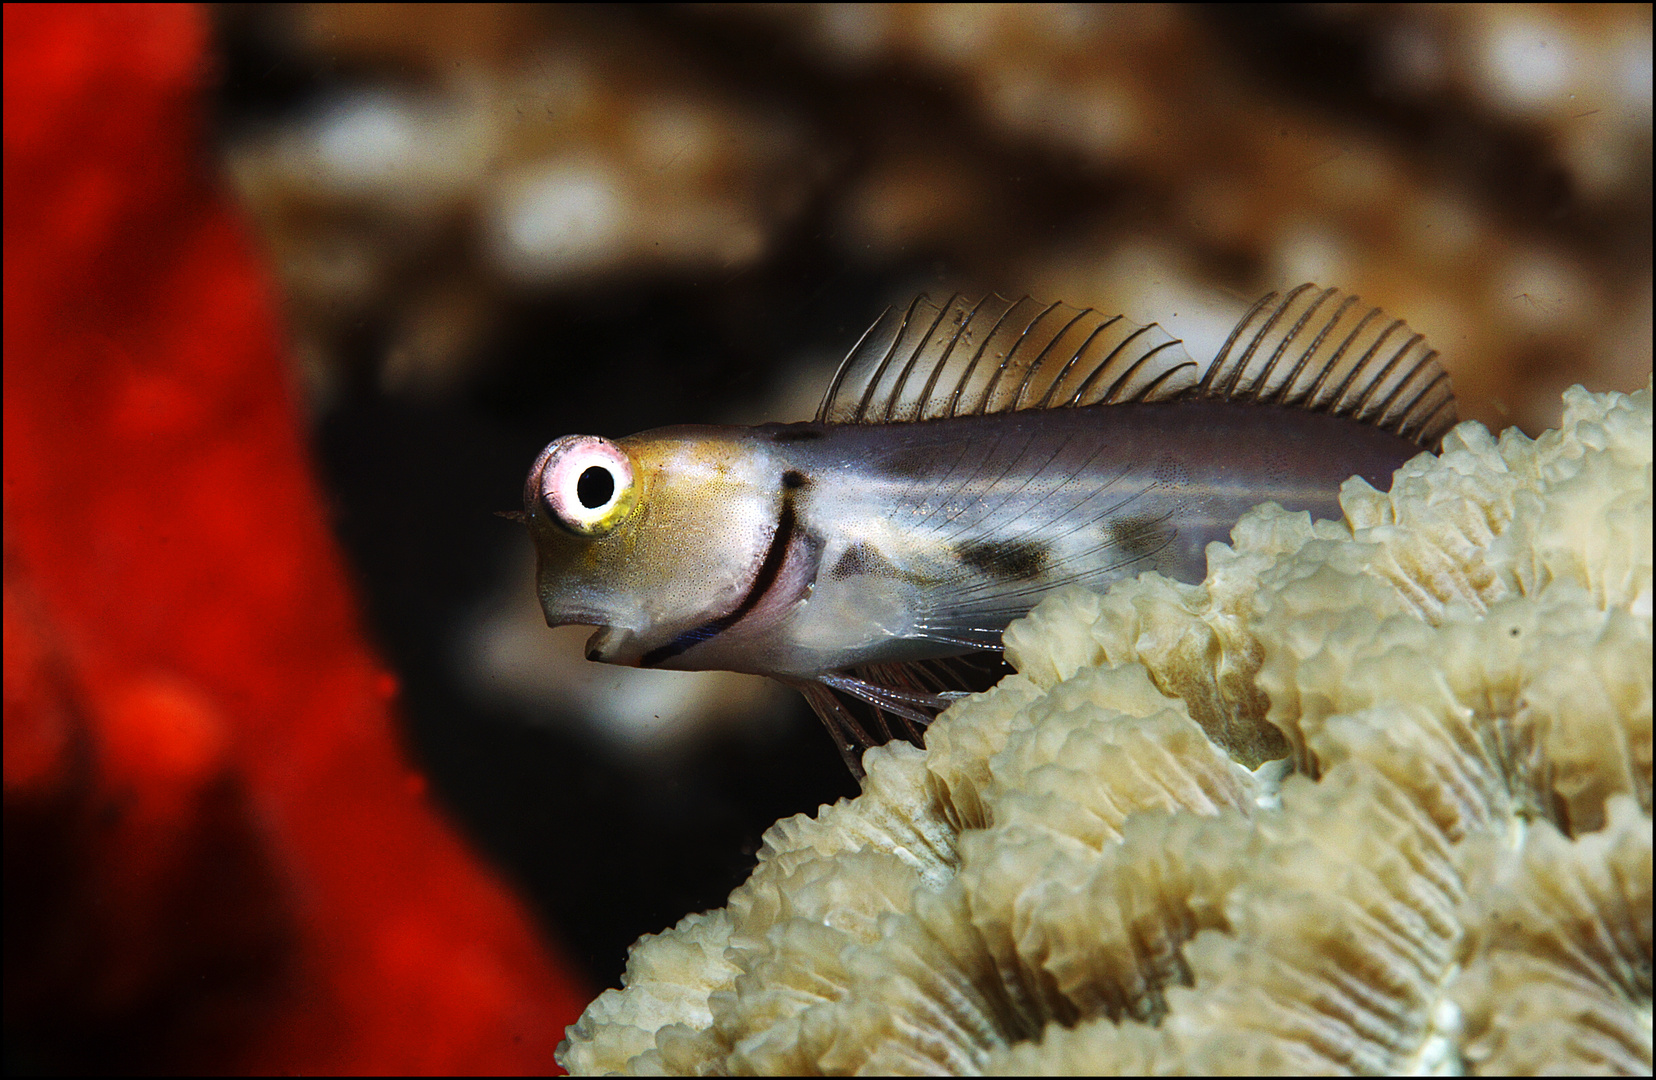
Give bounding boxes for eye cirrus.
[533,435,636,535]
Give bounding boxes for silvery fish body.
[523,285,1456,768]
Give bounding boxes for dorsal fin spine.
[1400,372,1454,442]
[981,299,1061,414]
[910,294,975,421]
[1054,319,1121,407]
[1326,317,1406,413]
[993,303,1046,414]
[819,281,1454,446]
[1253,285,1335,401]
[1381,354,1439,432]
[879,297,935,420]
[1271,291,1359,405]
[1357,330,1427,416]
[945,298,1010,418]
[1365,336,1437,429]
[1095,327,1164,403]
[1101,337,1192,403]
[1214,289,1277,396]
[834,303,900,422]
[1019,306,1094,410]
[855,296,929,422]
[1030,312,1110,409]
[1202,289,1275,396]
[890,295,957,421]
[1301,304,1381,408]
[879,296,954,422]
[1066,322,1157,406]
[820,302,897,422]
[1227,282,1315,398]
[875,295,932,420]
[1354,325,1417,412]
[947,296,1021,418]
[966,296,1043,416]
[881,295,948,421]
[1130,349,1200,401]
[1051,316,1123,407]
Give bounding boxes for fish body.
[523,285,1456,764]
[564,401,1418,677]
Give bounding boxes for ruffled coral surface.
[561,379,1653,1075]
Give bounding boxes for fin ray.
[1203,284,1456,445]
[791,655,1013,775]
[822,283,1455,446]
[784,677,877,778]
[818,294,1200,424]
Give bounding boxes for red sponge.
[4,5,588,1072]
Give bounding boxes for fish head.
[523,429,777,667]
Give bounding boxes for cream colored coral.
[558,379,1653,1076]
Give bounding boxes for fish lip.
[537,591,616,630]
[536,605,646,666]
[583,625,640,666]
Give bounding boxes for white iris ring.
[533,435,637,535]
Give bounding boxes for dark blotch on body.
[956,538,1052,581]
[1108,513,1175,565]
[782,470,808,489]
[882,441,977,480]
[832,541,898,579]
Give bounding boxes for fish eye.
[576,466,613,509]
[527,435,638,536]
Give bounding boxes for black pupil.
[576,465,614,510]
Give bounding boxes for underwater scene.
[6,5,1649,1073]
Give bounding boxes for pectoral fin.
[788,655,1011,778]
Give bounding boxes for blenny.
[520,284,1455,773]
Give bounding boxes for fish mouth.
[583,625,641,666]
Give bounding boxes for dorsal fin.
[816,293,1199,424]
[1202,283,1456,446]
[819,284,1457,447]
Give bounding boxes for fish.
[520,283,1456,774]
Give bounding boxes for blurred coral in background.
[3,5,586,1071]
[225,4,1650,430]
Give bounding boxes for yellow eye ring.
[527,435,639,536]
